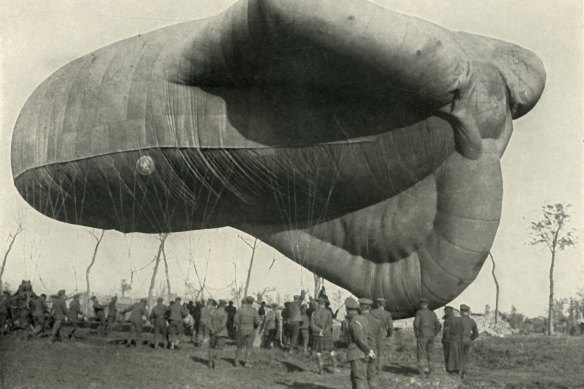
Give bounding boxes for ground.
[1,329,583,389]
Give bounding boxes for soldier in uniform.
[310,297,339,374]
[121,298,149,346]
[50,290,68,343]
[208,299,228,368]
[359,298,383,388]
[446,304,479,377]
[32,293,49,337]
[91,296,107,336]
[413,298,442,376]
[226,300,237,340]
[67,294,84,339]
[106,295,118,335]
[0,291,10,335]
[168,297,188,349]
[199,298,214,346]
[371,298,393,373]
[233,296,261,367]
[150,297,168,349]
[441,306,456,372]
[345,297,375,389]
[288,290,306,352]
[262,303,278,348]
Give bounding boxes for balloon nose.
[493,43,546,119]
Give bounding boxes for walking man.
[413,298,442,376]
[208,299,228,368]
[121,298,149,347]
[67,294,84,339]
[50,290,68,343]
[233,296,261,367]
[345,297,375,389]
[150,297,168,349]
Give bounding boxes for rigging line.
[77,168,89,223]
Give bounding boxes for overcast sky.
[1,0,582,317]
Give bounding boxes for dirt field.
[1,329,583,389]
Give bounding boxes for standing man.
[168,297,188,349]
[32,294,49,337]
[0,291,10,336]
[233,296,261,367]
[90,296,107,336]
[106,295,118,335]
[208,299,228,368]
[67,294,84,340]
[121,298,149,347]
[50,290,68,343]
[359,298,383,388]
[371,298,393,373]
[288,290,306,353]
[447,304,479,378]
[441,306,456,372]
[310,297,339,375]
[199,299,214,346]
[262,303,278,348]
[150,297,168,349]
[345,297,375,389]
[413,298,442,376]
[225,301,237,340]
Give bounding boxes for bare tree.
[239,236,258,299]
[488,252,500,323]
[148,233,169,308]
[162,246,172,302]
[529,203,576,336]
[0,223,23,293]
[85,229,105,315]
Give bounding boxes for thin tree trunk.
[0,224,23,293]
[243,239,258,299]
[313,274,322,299]
[162,247,171,303]
[488,253,500,324]
[85,230,105,315]
[148,234,167,309]
[548,251,555,336]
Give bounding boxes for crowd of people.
[0,281,480,388]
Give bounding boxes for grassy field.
[1,328,582,389]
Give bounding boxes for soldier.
[233,296,261,367]
[371,298,393,373]
[345,297,376,389]
[359,298,383,388]
[50,290,68,343]
[90,296,107,336]
[262,303,278,348]
[446,304,479,378]
[199,298,214,346]
[299,304,310,354]
[413,298,442,376]
[288,290,306,352]
[208,299,228,368]
[150,297,168,349]
[106,295,118,335]
[168,297,188,349]
[67,294,84,339]
[226,300,237,340]
[32,294,49,337]
[121,298,149,347]
[310,297,339,375]
[441,306,456,372]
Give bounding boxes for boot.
[331,355,340,373]
[234,349,240,367]
[316,354,324,375]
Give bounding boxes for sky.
[0,0,582,317]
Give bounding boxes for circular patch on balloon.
[136,155,155,176]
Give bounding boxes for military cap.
[344,297,359,310]
[376,298,387,303]
[316,297,327,304]
[444,305,455,311]
[460,304,470,311]
[293,295,300,300]
[271,303,278,309]
[58,289,66,296]
[90,296,97,300]
[358,298,373,306]
[73,293,81,298]
[219,299,227,306]
[140,298,147,303]
[175,297,182,301]
[246,296,255,304]
[419,297,429,304]
[157,297,164,303]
